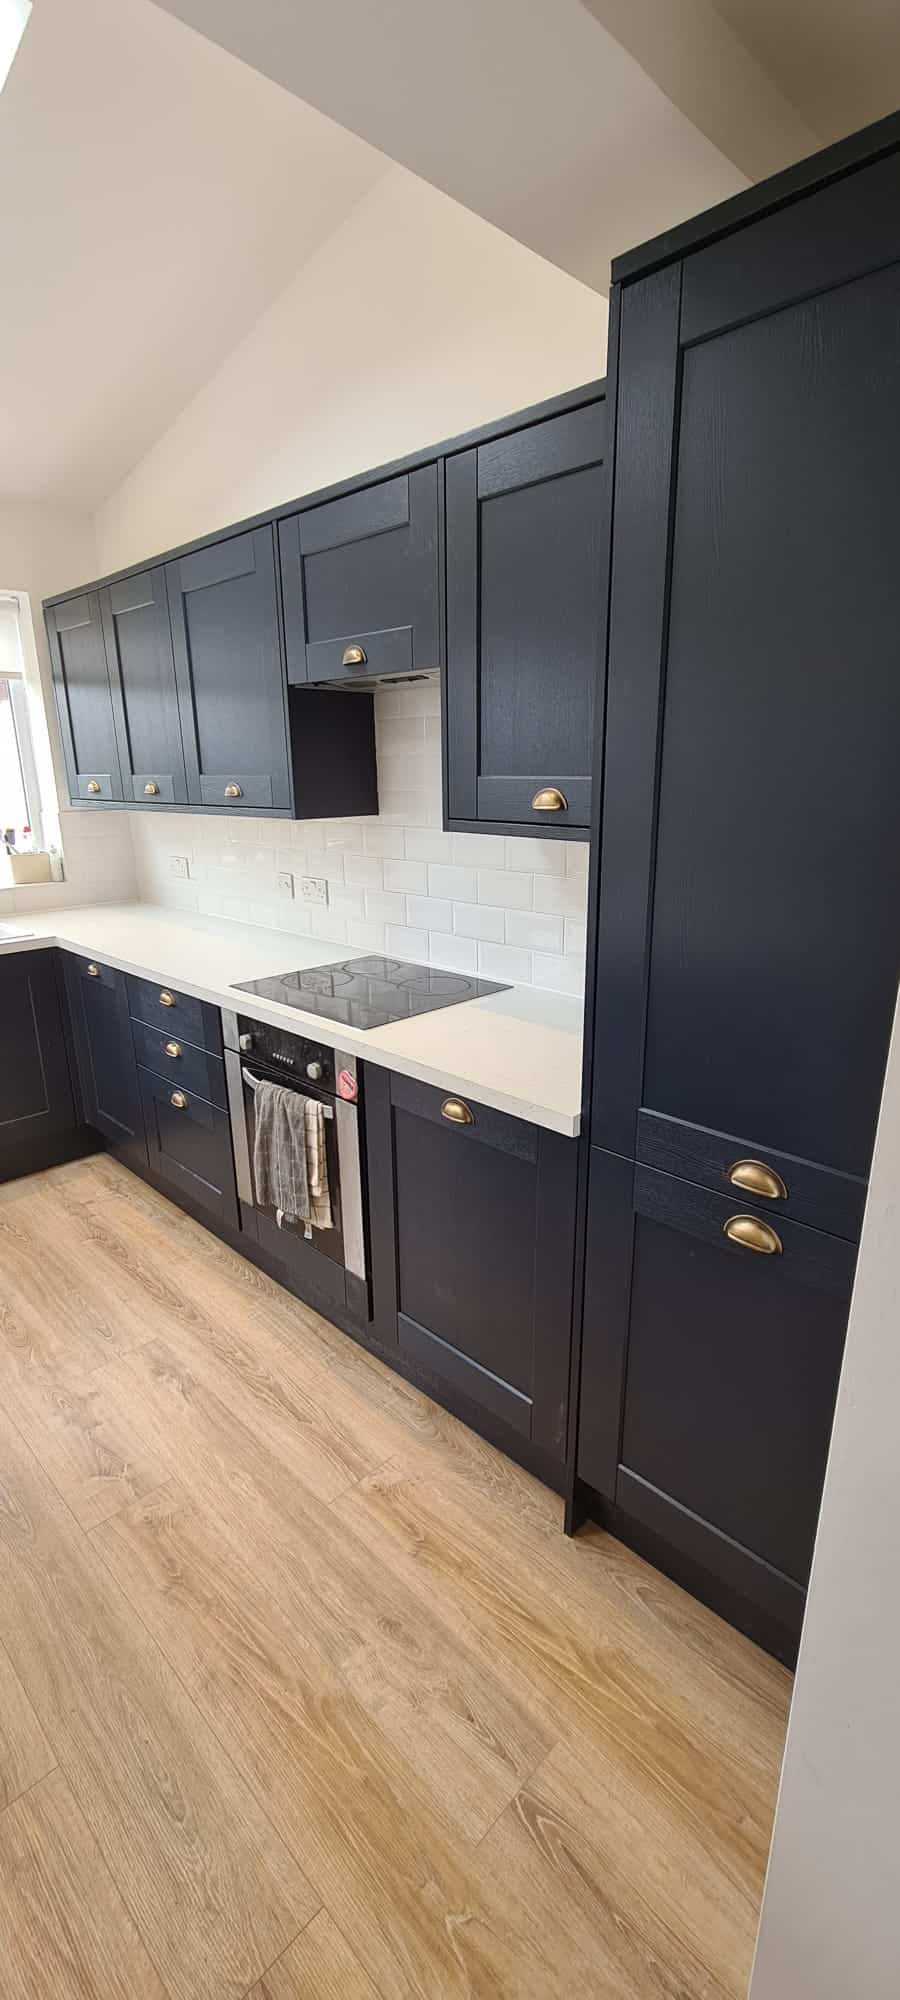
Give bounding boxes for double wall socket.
[299,875,328,906]
[169,855,189,879]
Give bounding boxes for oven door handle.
[241,1067,334,1118]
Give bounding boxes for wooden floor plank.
[0,1636,56,1811]
[0,1158,790,2000]
[248,1910,381,1999]
[0,1407,318,2000]
[0,1767,167,2000]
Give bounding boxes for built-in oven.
[222,1009,369,1324]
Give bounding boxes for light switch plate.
[299,875,328,905]
[277,871,294,898]
[169,855,189,879]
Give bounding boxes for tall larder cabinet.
[574,113,900,1663]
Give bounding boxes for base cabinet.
[138,1069,238,1228]
[577,1147,855,1661]
[367,1067,577,1466]
[0,951,79,1178]
[63,954,147,1172]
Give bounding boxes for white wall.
[749,990,900,2000]
[99,164,605,988]
[94,165,607,572]
[0,503,136,912]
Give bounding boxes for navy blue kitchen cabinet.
[63,953,148,1173]
[279,464,441,686]
[574,114,900,1661]
[0,950,82,1180]
[46,592,124,803]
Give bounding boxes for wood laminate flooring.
[0,1154,791,1999]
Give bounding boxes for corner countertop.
[0,904,585,1136]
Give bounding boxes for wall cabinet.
[0,951,79,1179]
[46,592,124,801]
[577,124,900,1658]
[62,954,147,1172]
[280,465,441,685]
[166,526,292,812]
[444,392,607,837]
[367,1067,576,1472]
[102,567,188,805]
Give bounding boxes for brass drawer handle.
[728,1159,787,1201]
[531,786,568,812]
[144,780,160,796]
[164,1040,181,1059]
[159,990,175,1008]
[86,779,102,795]
[223,782,243,799]
[86,962,100,977]
[724,1214,782,1256]
[441,1097,474,1127]
[170,1090,187,1110]
[342,644,367,668]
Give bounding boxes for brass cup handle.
[144,780,160,796]
[86,962,100,977]
[342,644,367,668]
[159,990,175,1008]
[170,1090,187,1110]
[724,1214,782,1256]
[86,779,102,795]
[728,1159,788,1201]
[531,786,568,812]
[164,1040,181,1059]
[223,782,243,799]
[441,1097,474,1127]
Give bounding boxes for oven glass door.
[241,1067,345,1268]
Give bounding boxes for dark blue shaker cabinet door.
[167,527,292,811]
[46,592,124,802]
[63,954,147,1172]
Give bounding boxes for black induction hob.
[234,955,509,1032]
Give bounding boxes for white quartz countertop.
[0,904,585,1136]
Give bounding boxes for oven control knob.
[306,1060,323,1081]
[239,1033,254,1052]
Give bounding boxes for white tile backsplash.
[124,684,589,993]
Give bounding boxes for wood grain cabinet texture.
[444,392,607,837]
[576,123,900,1661]
[366,1067,577,1480]
[279,465,441,685]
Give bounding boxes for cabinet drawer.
[130,1020,226,1107]
[138,1068,237,1227]
[637,1109,867,1243]
[127,976,222,1053]
[389,1070,538,1162]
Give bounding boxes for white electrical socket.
[277,871,294,898]
[169,855,189,879]
[299,874,328,906]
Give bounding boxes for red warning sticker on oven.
[337,1069,358,1102]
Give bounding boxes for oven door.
[242,1062,345,1258]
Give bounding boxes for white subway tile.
[303,848,345,885]
[277,902,313,935]
[347,919,387,953]
[376,715,427,749]
[505,910,566,953]
[505,837,565,874]
[364,889,406,923]
[451,831,502,865]
[328,885,366,917]
[363,824,405,858]
[385,924,428,958]
[566,841,590,875]
[477,868,532,909]
[404,827,453,863]
[427,862,477,901]
[384,858,428,893]
[533,874,589,917]
[318,821,364,852]
[532,951,586,995]
[345,854,384,888]
[406,894,453,934]
[306,909,348,944]
[565,917,588,955]
[424,714,442,743]
[429,933,477,974]
[477,941,532,983]
[453,901,506,944]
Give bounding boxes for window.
[0,593,45,855]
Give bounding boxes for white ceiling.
[710,0,900,142]
[0,0,386,505]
